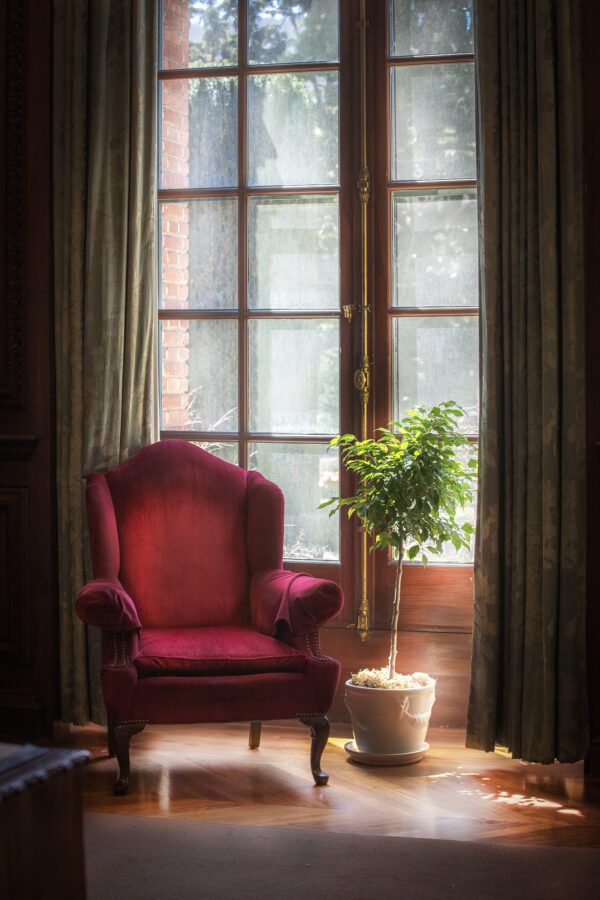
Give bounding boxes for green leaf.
[319,402,475,569]
[318,498,335,509]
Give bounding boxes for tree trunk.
[388,544,403,680]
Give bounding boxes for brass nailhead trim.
[304,632,332,661]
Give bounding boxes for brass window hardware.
[356,0,370,641]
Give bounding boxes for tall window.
[370,0,477,621]
[158,1,478,622]
[377,0,477,556]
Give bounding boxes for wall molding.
[0,487,30,662]
[0,434,39,459]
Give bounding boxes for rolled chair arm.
[75,579,141,631]
[250,569,343,638]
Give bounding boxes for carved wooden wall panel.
[0,0,27,409]
[0,0,55,739]
[583,1,600,776]
[0,488,29,660]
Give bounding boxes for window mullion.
[238,0,248,469]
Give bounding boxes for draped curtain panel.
[467,0,588,762]
[54,0,157,724]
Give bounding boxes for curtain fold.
[54,0,157,724]
[467,0,588,762]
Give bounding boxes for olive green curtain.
[53,0,157,723]
[467,0,588,762]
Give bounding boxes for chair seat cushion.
[134,626,308,678]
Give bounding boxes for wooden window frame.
[369,0,477,628]
[157,1,478,634]
[157,1,356,622]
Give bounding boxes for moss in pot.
[321,402,477,760]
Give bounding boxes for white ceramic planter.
[345,678,436,756]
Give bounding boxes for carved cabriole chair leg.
[112,721,146,796]
[299,715,330,786]
[249,721,262,749]
[107,721,116,758]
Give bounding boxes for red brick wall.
[160,1,190,429]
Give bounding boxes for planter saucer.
[344,740,429,766]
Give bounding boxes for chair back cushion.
[100,441,251,628]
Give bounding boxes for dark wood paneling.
[377,563,474,632]
[0,487,29,658]
[0,434,38,459]
[399,568,473,631]
[321,627,471,727]
[0,0,56,739]
[0,0,28,409]
[583,0,600,774]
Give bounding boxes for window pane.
[160,319,238,432]
[248,73,339,187]
[392,191,478,308]
[248,0,339,65]
[160,78,237,189]
[190,440,239,465]
[160,200,238,310]
[390,65,475,181]
[249,442,339,561]
[248,196,339,310]
[390,0,474,57]
[400,441,477,563]
[427,442,477,562]
[161,0,238,69]
[248,319,339,434]
[392,316,478,432]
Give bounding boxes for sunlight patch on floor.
[328,737,350,751]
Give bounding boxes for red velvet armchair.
[75,440,343,794]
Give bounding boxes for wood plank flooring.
[57,721,600,848]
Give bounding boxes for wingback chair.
[75,440,344,795]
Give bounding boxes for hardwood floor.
[56,721,600,848]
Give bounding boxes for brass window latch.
[343,304,354,322]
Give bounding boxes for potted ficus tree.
[321,401,477,763]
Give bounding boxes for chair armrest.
[75,579,141,631]
[250,569,343,637]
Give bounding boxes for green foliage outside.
[187,1,336,69]
[321,401,477,679]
